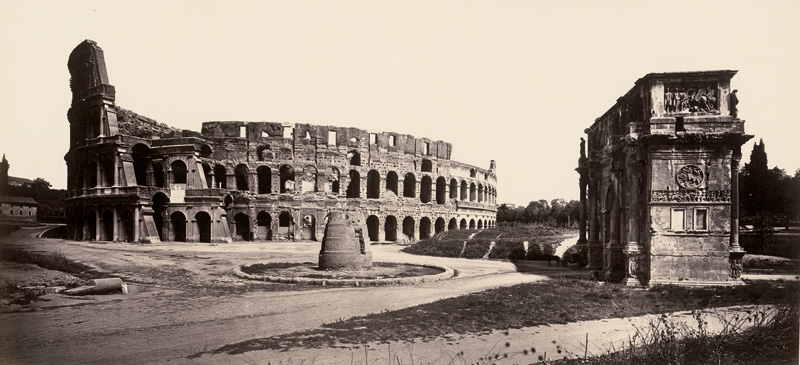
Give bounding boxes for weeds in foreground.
[540,301,799,365]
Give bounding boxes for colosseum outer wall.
[64,40,497,244]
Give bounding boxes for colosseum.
[64,40,497,244]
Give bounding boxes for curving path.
[0,227,574,365]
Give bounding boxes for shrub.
[487,239,526,260]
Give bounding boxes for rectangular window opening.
[240,126,247,138]
[283,126,293,139]
[369,133,377,145]
[675,117,685,132]
[423,142,430,155]
[389,135,396,147]
[328,131,337,146]
[670,208,686,232]
[694,208,708,231]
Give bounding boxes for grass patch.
[547,301,798,365]
[0,246,92,274]
[206,278,797,355]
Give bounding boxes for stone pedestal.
[319,211,373,270]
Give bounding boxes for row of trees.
[740,139,800,229]
[497,199,581,227]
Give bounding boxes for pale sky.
[1,1,799,206]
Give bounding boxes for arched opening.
[195,211,212,243]
[170,211,187,242]
[119,210,134,242]
[152,162,164,188]
[213,164,227,189]
[257,145,272,161]
[327,167,340,194]
[235,164,249,191]
[102,158,114,187]
[301,166,318,193]
[384,216,397,242]
[152,193,169,241]
[436,177,446,204]
[278,211,293,240]
[234,212,251,241]
[385,171,398,196]
[448,218,458,230]
[402,217,415,241]
[477,184,484,203]
[477,220,484,229]
[421,159,432,172]
[347,170,361,198]
[419,217,431,239]
[469,219,476,229]
[301,214,316,241]
[435,217,445,234]
[171,160,188,184]
[257,166,272,194]
[470,168,476,178]
[279,165,295,193]
[348,151,361,166]
[420,176,432,203]
[403,173,416,198]
[469,183,477,202]
[367,170,380,199]
[87,210,96,240]
[101,209,114,241]
[460,219,467,230]
[449,179,458,199]
[460,181,467,201]
[132,144,150,186]
[199,144,213,158]
[367,215,380,241]
[202,163,212,188]
[87,161,98,188]
[257,211,272,240]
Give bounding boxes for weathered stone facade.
[576,71,752,286]
[64,40,497,244]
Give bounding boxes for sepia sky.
[1,1,798,206]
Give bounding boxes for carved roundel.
[676,165,705,189]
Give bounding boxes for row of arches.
[365,215,496,242]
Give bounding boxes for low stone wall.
[233,262,454,286]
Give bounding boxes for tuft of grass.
[0,246,92,274]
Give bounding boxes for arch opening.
[257,166,272,194]
[420,176,432,203]
[403,173,416,198]
[367,215,380,241]
[367,170,380,199]
[170,211,187,242]
[384,216,397,242]
[234,212,252,241]
[257,211,272,240]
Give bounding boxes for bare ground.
[0,227,572,364]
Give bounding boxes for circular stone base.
[234,261,454,286]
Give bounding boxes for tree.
[32,178,52,192]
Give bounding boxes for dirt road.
[0,227,574,364]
